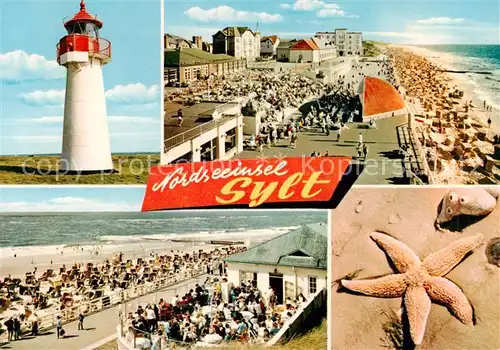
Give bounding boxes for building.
[290,39,320,63]
[224,223,328,304]
[57,0,113,172]
[164,48,246,85]
[202,42,212,54]
[260,35,280,57]
[276,40,296,62]
[163,102,244,164]
[312,37,336,62]
[315,29,363,56]
[212,26,261,60]
[164,34,193,49]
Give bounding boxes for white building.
[315,29,363,56]
[312,37,336,62]
[289,39,320,64]
[260,35,280,57]
[224,223,328,304]
[162,102,244,165]
[212,26,261,61]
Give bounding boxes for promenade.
[1,275,209,350]
[239,114,410,184]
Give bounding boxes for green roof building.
[224,223,328,304]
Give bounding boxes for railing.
[126,325,194,350]
[19,266,207,336]
[56,35,111,63]
[164,114,238,153]
[267,288,327,347]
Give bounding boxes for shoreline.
[0,229,289,278]
[396,44,500,132]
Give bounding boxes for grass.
[363,41,384,57]
[0,154,160,184]
[97,320,327,350]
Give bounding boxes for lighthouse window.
[85,23,99,37]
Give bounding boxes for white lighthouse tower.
[57,0,113,173]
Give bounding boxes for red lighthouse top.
[64,1,103,29]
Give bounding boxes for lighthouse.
[57,0,113,173]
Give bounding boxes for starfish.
[341,231,483,345]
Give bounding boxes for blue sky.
[165,0,499,45]
[0,186,145,211]
[0,0,161,155]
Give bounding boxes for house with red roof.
[260,35,280,57]
[290,38,320,63]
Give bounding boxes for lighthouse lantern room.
[57,0,113,173]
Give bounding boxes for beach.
[386,44,500,184]
[331,187,500,349]
[398,45,499,131]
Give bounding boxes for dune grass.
[0,154,160,184]
[363,41,384,57]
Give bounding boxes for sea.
[417,45,500,110]
[0,210,327,249]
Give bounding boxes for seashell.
[485,237,500,267]
[355,201,363,213]
[435,188,497,229]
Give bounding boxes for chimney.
[192,36,202,49]
[164,34,169,49]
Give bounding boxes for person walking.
[362,144,368,160]
[177,109,183,127]
[56,315,63,339]
[337,127,342,142]
[78,313,84,330]
[13,317,20,340]
[4,317,14,341]
[31,314,39,336]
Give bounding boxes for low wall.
[17,267,207,337]
[267,287,327,346]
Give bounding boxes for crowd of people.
[124,277,310,349]
[0,245,245,341]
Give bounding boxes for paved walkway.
[239,114,410,184]
[1,275,211,350]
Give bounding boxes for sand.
[330,187,500,349]
[398,45,499,132]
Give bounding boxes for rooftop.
[359,76,406,117]
[291,39,320,51]
[224,223,328,269]
[165,48,237,67]
[64,0,102,28]
[164,101,239,147]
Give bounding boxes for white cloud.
[317,8,358,18]
[280,3,291,9]
[108,116,158,124]
[5,135,61,143]
[19,89,65,106]
[1,50,65,84]
[291,1,357,18]
[293,0,325,11]
[21,83,160,107]
[110,132,160,139]
[414,17,465,25]
[105,83,159,104]
[185,5,283,23]
[30,116,64,123]
[23,115,158,124]
[0,197,138,212]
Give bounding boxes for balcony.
[57,35,111,64]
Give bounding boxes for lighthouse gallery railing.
[56,35,111,63]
